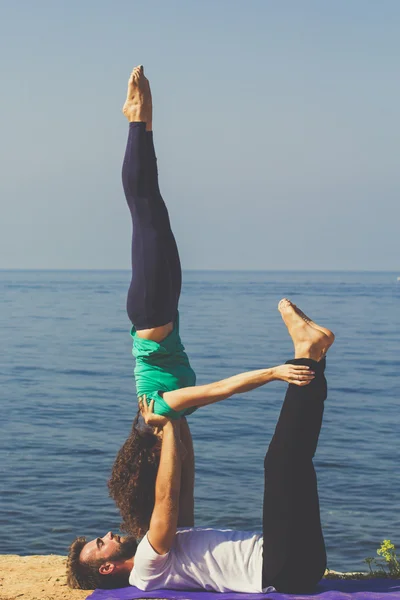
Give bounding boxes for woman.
[108,66,317,538]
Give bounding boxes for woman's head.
[108,412,161,538]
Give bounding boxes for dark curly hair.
[108,411,161,538]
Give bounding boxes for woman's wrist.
[268,366,278,381]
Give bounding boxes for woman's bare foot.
[144,77,153,131]
[278,298,334,361]
[122,65,151,124]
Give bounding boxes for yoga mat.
[87,578,400,600]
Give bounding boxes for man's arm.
[163,363,314,412]
[147,419,182,555]
[177,418,194,527]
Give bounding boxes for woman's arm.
[163,363,314,413]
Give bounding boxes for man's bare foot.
[122,65,151,125]
[286,302,335,349]
[278,298,334,361]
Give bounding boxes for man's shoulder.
[136,533,169,558]
[129,534,171,586]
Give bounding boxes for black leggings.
[262,358,327,593]
[122,122,182,329]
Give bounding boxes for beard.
[111,535,138,561]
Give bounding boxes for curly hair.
[66,536,130,590]
[108,411,161,538]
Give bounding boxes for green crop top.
[131,313,197,420]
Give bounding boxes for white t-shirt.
[129,527,275,593]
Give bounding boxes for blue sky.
[1,0,399,270]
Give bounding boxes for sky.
[1,0,399,270]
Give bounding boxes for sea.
[1,269,399,572]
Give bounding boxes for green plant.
[364,540,400,578]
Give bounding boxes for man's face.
[80,531,136,565]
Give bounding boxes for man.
[67,299,334,593]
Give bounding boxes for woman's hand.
[139,396,170,429]
[273,364,315,386]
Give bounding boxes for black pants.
[262,358,327,593]
[122,122,182,329]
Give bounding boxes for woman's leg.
[262,357,327,593]
[122,67,182,331]
[144,130,182,307]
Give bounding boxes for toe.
[278,298,290,310]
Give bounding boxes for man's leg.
[262,301,334,593]
[121,66,181,330]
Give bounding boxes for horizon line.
[0,268,399,273]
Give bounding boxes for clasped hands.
[139,396,187,460]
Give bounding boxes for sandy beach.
[0,555,168,600]
[0,555,89,600]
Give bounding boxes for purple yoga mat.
[87,578,400,600]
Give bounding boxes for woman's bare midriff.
[135,321,174,343]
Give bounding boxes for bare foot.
[278,298,334,361]
[122,65,151,124]
[144,77,153,131]
[287,302,335,349]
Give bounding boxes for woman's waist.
[134,365,196,396]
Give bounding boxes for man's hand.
[139,396,169,430]
[273,364,315,386]
[139,397,188,457]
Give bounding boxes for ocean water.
[1,269,399,572]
